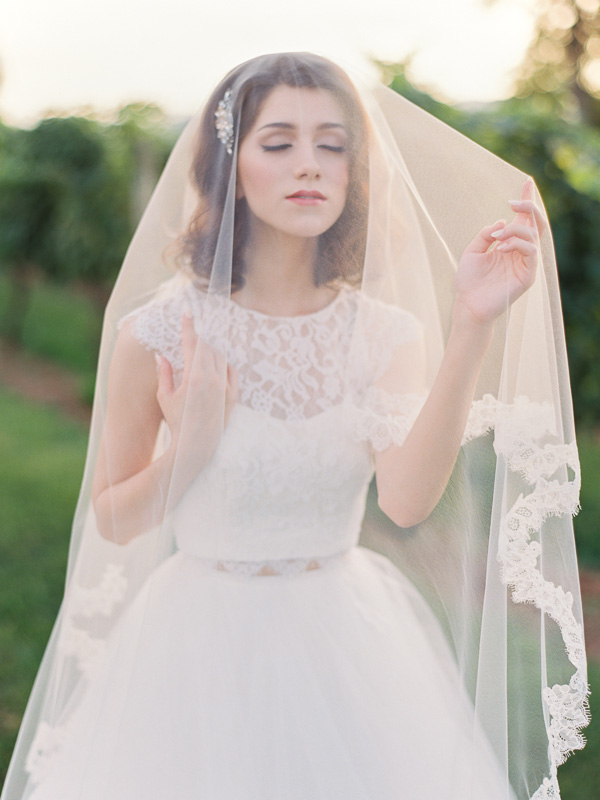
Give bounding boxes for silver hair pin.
[214,88,234,156]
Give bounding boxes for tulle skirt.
[28,545,511,800]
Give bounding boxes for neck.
[235,221,329,315]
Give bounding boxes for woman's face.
[236,85,350,240]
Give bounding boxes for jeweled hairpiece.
[214,88,234,156]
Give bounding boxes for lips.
[286,190,327,206]
[286,191,326,200]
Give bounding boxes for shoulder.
[117,276,209,371]
[342,289,425,384]
[350,291,423,342]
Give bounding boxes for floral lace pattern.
[25,722,69,785]
[26,566,129,782]
[532,775,561,800]
[53,564,128,679]
[489,398,588,781]
[68,563,127,618]
[193,409,371,562]
[119,284,188,374]
[344,386,426,451]
[462,394,589,780]
[57,620,106,679]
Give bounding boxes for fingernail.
[496,242,509,251]
[508,200,521,206]
[490,230,504,238]
[154,353,162,368]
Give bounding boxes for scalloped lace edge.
[481,396,590,795]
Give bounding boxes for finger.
[181,314,199,378]
[508,199,547,236]
[188,340,227,394]
[209,344,226,374]
[156,354,174,398]
[491,222,538,244]
[227,363,239,400]
[496,239,537,259]
[463,219,507,255]
[521,176,534,202]
[509,178,547,233]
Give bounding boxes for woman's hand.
[156,314,239,466]
[454,177,547,328]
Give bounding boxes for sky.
[0,0,539,125]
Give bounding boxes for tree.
[0,108,175,341]
[0,125,61,341]
[515,0,600,125]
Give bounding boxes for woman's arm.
[375,180,546,527]
[92,315,237,545]
[375,309,492,527]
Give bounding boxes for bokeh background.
[1,0,599,795]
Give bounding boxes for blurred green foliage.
[0,106,175,341]
[575,426,600,568]
[0,389,88,777]
[514,0,600,127]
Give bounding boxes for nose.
[293,140,322,180]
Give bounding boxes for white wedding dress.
[25,284,513,800]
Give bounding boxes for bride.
[2,52,588,800]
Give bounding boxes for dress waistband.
[190,549,350,577]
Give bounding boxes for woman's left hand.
[454,177,547,327]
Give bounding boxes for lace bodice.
[122,279,424,566]
[125,281,422,419]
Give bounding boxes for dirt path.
[0,340,91,425]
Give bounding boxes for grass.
[0,389,88,777]
[576,428,600,568]
[0,274,101,393]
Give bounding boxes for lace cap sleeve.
[117,279,190,373]
[346,298,427,451]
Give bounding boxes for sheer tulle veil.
[1,52,588,800]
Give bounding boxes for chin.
[282,215,342,239]
[288,225,334,239]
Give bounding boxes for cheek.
[335,162,350,201]
[239,156,280,200]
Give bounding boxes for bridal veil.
[2,52,588,800]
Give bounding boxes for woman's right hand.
[156,314,239,468]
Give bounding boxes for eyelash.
[261,144,346,153]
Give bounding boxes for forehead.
[252,85,345,130]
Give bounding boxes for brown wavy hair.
[176,52,370,291]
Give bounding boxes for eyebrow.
[257,122,346,132]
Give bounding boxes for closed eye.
[260,144,346,153]
[261,144,292,152]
